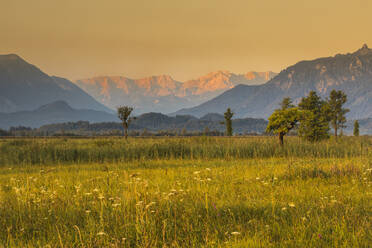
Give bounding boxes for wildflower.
[84,193,92,196]
[97,231,107,236]
[281,207,287,211]
[85,210,91,214]
[13,187,20,194]
[231,232,241,236]
[193,171,201,175]
[98,194,105,200]
[112,203,121,207]
[136,201,143,206]
[288,202,295,208]
[93,188,99,193]
[206,168,211,171]
[207,178,212,181]
[256,177,260,180]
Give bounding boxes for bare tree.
[117,106,135,139]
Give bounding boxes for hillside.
[174,45,372,119]
[75,71,276,114]
[0,101,117,129]
[0,54,111,113]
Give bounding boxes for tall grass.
[0,158,371,247]
[0,136,370,166]
[0,137,371,247]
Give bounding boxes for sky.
[1,0,372,81]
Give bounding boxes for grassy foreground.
[0,137,371,247]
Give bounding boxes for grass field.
[0,137,371,247]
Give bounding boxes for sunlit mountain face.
[74,71,276,114]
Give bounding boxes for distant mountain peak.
[0,54,22,60]
[245,71,276,81]
[0,54,27,64]
[151,74,174,81]
[75,70,276,114]
[354,44,372,56]
[37,101,74,112]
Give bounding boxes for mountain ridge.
[0,54,112,113]
[173,45,372,120]
[75,71,277,114]
[0,101,117,129]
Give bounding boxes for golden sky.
[1,0,372,81]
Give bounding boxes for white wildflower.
[288,203,295,208]
[97,231,106,236]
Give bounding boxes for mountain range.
[0,101,117,129]
[75,71,276,114]
[174,45,372,120]
[0,54,111,113]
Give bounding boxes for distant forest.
[0,113,268,136]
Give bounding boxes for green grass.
[0,136,370,166]
[0,137,371,247]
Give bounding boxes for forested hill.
[37,112,268,135]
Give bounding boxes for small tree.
[328,90,349,139]
[298,91,330,142]
[117,106,135,139]
[353,120,360,137]
[222,108,234,136]
[266,106,300,146]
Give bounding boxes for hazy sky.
[1,0,372,81]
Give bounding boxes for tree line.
[266,89,360,145]
[116,89,361,141]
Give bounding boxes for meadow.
[0,137,371,247]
